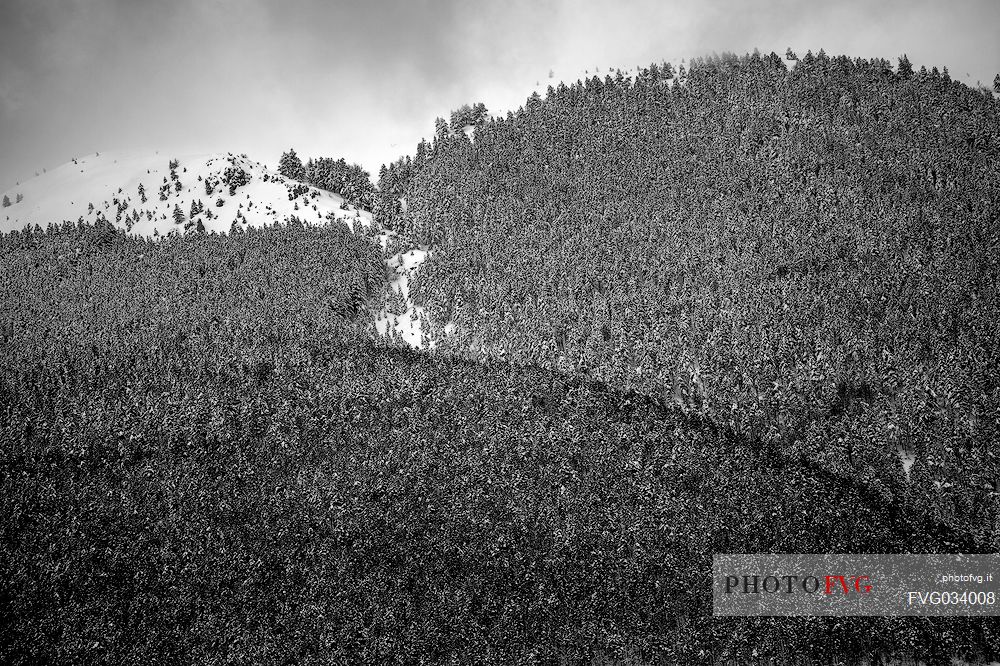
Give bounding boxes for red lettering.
[825,575,850,595]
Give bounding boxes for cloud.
[0,0,997,189]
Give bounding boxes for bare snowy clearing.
[0,151,372,236]
[375,246,432,349]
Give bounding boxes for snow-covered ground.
[0,151,371,236]
[898,447,916,480]
[375,245,432,349]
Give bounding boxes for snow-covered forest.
[2,45,1000,665]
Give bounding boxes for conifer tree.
[1,195,9,208]
[278,149,306,181]
[898,54,913,79]
[138,183,147,203]
[435,117,449,140]
[816,48,830,71]
[994,73,1000,94]
[15,193,22,203]
[173,204,186,225]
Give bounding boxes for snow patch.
[375,246,433,349]
[898,447,915,480]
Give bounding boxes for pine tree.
[898,54,913,79]
[994,73,1000,94]
[278,149,305,181]
[15,193,22,203]
[1,195,9,208]
[173,204,186,225]
[816,48,829,71]
[785,48,797,61]
[435,117,449,140]
[138,183,146,203]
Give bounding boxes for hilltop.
[381,51,1000,523]
[0,151,371,236]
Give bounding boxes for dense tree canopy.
[1,222,996,664]
[280,148,377,210]
[378,53,1000,548]
[304,156,376,210]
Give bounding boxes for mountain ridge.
[0,151,372,236]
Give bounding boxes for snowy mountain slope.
[0,149,444,352]
[0,151,372,236]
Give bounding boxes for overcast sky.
[1,0,997,189]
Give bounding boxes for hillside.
[2,49,1000,665]
[380,52,1000,547]
[0,149,439,349]
[1,223,995,662]
[0,151,372,235]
